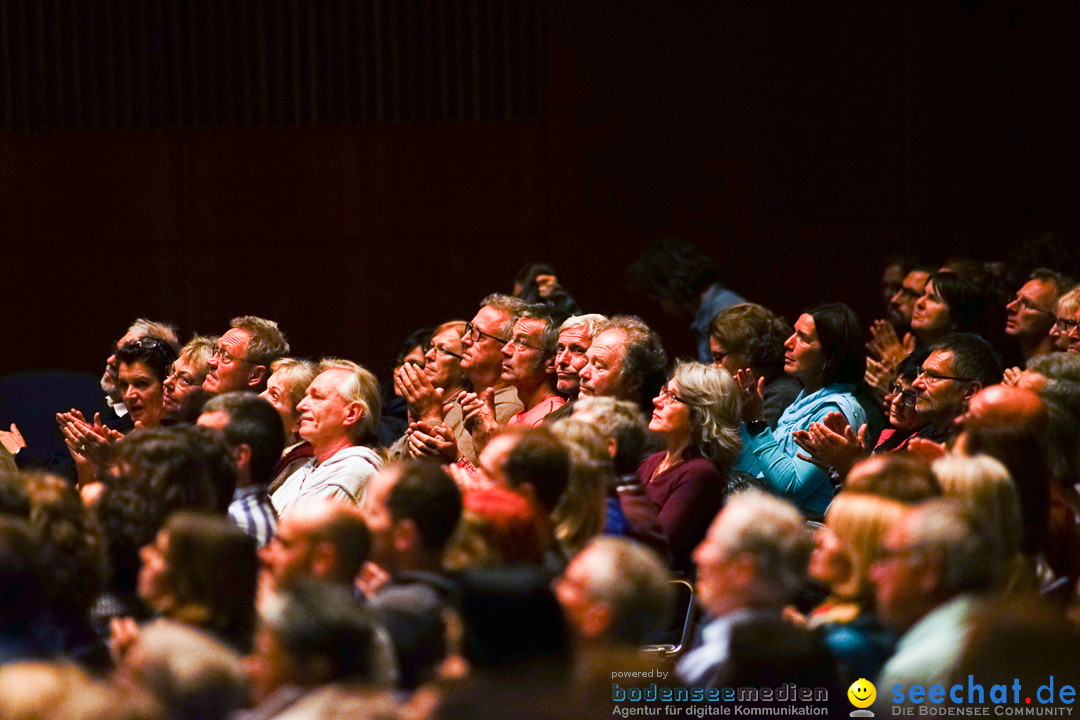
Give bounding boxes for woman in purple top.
[636,361,743,571]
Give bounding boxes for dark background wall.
[2,0,1079,384]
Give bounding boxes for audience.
[10,241,1080,715]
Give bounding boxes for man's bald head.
[963,385,1046,427]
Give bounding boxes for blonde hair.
[318,358,382,441]
[670,361,742,468]
[269,357,319,412]
[822,492,908,604]
[177,335,217,381]
[932,452,1022,560]
[1055,284,1080,317]
[548,419,611,557]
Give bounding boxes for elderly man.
[239,582,398,718]
[578,315,667,413]
[361,460,463,689]
[405,296,526,464]
[539,313,608,425]
[555,536,671,648]
[501,304,566,427]
[675,492,816,688]
[202,316,290,395]
[198,392,286,547]
[909,333,1003,441]
[270,359,383,516]
[1006,269,1074,363]
[870,500,1001,699]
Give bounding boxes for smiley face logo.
[848,678,876,708]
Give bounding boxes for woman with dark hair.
[910,271,992,345]
[129,511,258,653]
[735,303,867,518]
[115,338,179,430]
[709,303,801,427]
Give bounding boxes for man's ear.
[234,443,253,472]
[310,541,339,581]
[961,382,983,403]
[392,518,420,554]
[543,353,556,376]
[248,364,268,388]
[344,401,366,428]
[581,601,613,640]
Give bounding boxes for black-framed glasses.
[915,367,975,384]
[464,322,509,345]
[1054,317,1080,333]
[429,344,465,360]
[656,385,687,405]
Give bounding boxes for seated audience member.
[630,237,745,363]
[161,335,216,424]
[238,582,398,719]
[578,315,668,414]
[637,361,745,571]
[1008,350,1080,392]
[1049,284,1080,352]
[879,255,914,318]
[793,347,932,478]
[0,516,51,664]
[555,536,672,649]
[443,486,549,570]
[202,316,290,396]
[361,460,463,690]
[198,393,286,548]
[570,396,651,485]
[948,598,1080,698]
[104,425,237,516]
[59,337,181,488]
[406,296,526,464]
[115,338,179,430]
[1005,268,1074,363]
[99,319,181,430]
[380,326,433,447]
[545,313,608,422]
[259,499,370,597]
[954,385,1079,590]
[122,511,258,654]
[475,427,571,567]
[434,565,573,720]
[271,359,383,517]
[932,453,1029,592]
[117,618,247,720]
[500,304,566,426]
[843,452,943,504]
[260,358,319,489]
[870,500,1004,700]
[547,419,611,558]
[675,492,813,687]
[735,303,867,518]
[866,266,932,381]
[21,472,110,671]
[909,271,991,346]
[709,303,800,427]
[805,492,906,680]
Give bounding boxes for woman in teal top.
[734,303,866,518]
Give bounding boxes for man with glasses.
[407,295,525,463]
[909,333,1003,443]
[1005,268,1074,363]
[203,316,290,396]
[501,304,566,427]
[871,500,1001,700]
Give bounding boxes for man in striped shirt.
[199,392,285,547]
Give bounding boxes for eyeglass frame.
[212,343,253,366]
[1054,316,1080,333]
[914,366,976,384]
[464,321,510,346]
[656,385,688,405]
